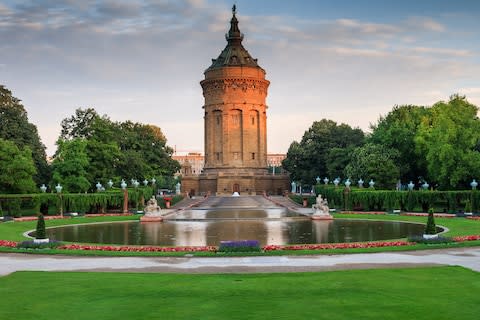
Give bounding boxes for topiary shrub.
[424,208,437,235]
[36,214,46,239]
[465,200,472,213]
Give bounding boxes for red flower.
[453,235,480,242]
[262,241,413,251]
[0,240,17,248]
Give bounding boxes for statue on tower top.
[232,4,237,15]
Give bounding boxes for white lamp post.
[55,184,63,193]
[55,183,63,217]
[422,181,429,190]
[345,178,351,189]
[40,184,47,193]
[323,177,329,185]
[471,179,478,190]
[120,179,127,190]
[143,179,149,186]
[96,182,102,191]
[408,181,415,191]
[358,179,364,188]
[369,179,375,188]
[316,176,321,184]
[107,179,114,188]
[333,178,340,187]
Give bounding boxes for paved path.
[1,247,479,276]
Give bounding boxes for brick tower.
[182,6,289,196]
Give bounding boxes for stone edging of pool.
[20,217,450,252]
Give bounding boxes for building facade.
[182,6,289,196]
[175,153,287,177]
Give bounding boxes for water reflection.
[44,218,425,247]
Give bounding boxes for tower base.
[182,170,289,196]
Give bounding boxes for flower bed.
[400,212,456,218]
[12,213,134,222]
[14,215,65,222]
[1,235,480,252]
[453,235,480,242]
[58,244,217,252]
[337,211,387,215]
[85,213,133,218]
[218,240,261,252]
[263,240,412,251]
[0,240,17,248]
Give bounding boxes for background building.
[174,152,287,177]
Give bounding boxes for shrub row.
[306,185,480,213]
[0,187,154,217]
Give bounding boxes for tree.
[0,85,50,184]
[369,105,430,182]
[115,122,179,179]
[51,138,90,193]
[56,108,180,186]
[325,147,356,179]
[415,95,480,189]
[60,107,103,140]
[0,138,37,194]
[282,119,364,183]
[344,143,400,189]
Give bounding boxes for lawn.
[0,267,479,320]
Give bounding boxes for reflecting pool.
[40,208,426,246]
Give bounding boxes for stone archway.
[233,183,240,193]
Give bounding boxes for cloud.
[410,47,471,57]
[2,1,478,156]
[406,16,445,32]
[459,87,480,94]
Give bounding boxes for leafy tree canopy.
[52,138,90,193]
[282,119,364,183]
[369,104,430,182]
[344,143,400,189]
[56,108,180,189]
[0,138,37,194]
[0,85,50,184]
[415,94,480,189]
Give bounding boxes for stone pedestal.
[140,215,163,222]
[311,213,334,220]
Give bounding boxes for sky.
[1,0,480,156]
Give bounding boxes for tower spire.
[227,4,242,44]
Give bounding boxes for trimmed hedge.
[0,187,154,217]
[307,185,480,213]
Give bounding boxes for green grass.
[0,267,479,320]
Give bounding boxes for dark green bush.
[424,208,437,235]
[36,214,46,239]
